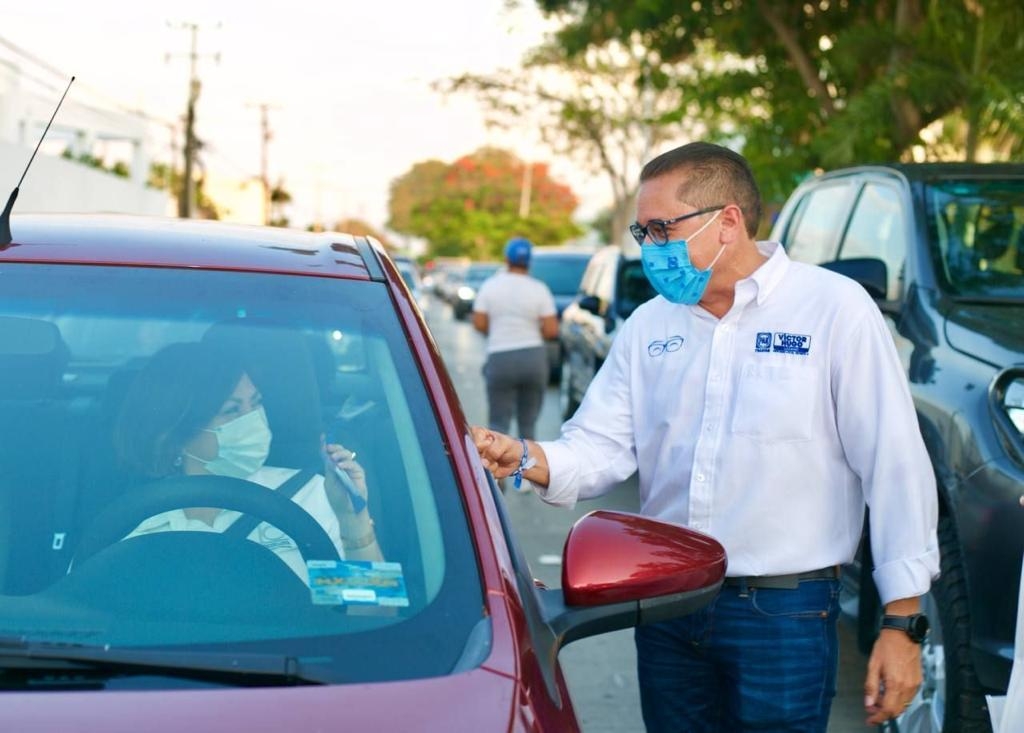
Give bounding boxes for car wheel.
[559,357,580,420]
[887,514,991,733]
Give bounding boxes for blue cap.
[504,237,532,266]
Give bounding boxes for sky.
[1,1,606,235]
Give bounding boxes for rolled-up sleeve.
[833,301,939,605]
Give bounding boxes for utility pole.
[247,102,280,225]
[167,21,219,218]
[518,159,533,219]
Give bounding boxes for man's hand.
[863,628,923,725]
[471,426,521,478]
[471,426,551,488]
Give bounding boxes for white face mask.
[186,405,272,478]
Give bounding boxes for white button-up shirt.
[539,242,939,604]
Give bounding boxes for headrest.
[201,320,323,468]
[0,317,68,399]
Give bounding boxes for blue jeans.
[635,578,841,733]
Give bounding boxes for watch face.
[908,614,930,642]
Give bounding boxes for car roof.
[814,162,1024,184]
[3,213,382,280]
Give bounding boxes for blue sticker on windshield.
[307,560,410,607]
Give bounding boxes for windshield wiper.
[0,637,325,686]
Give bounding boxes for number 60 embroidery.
[647,335,684,357]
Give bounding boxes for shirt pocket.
[730,361,818,442]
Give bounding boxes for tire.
[558,357,580,420]
[887,514,991,733]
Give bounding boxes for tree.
[268,179,292,228]
[438,40,714,245]
[387,148,582,260]
[332,217,395,250]
[535,0,1024,205]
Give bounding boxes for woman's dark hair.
[113,341,246,478]
[640,142,763,237]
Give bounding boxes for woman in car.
[112,341,382,580]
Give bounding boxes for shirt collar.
[737,241,789,307]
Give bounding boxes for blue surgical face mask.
[640,210,724,305]
[185,405,272,479]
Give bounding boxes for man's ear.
[718,204,745,244]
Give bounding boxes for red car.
[0,214,726,731]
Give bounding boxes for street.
[422,293,871,733]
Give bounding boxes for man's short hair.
[504,237,532,266]
[640,142,762,237]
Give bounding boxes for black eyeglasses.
[629,205,725,246]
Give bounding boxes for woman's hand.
[323,441,368,515]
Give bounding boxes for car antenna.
[0,75,75,246]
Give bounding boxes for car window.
[529,255,590,296]
[0,262,484,685]
[839,183,909,300]
[616,259,657,318]
[783,182,855,264]
[924,177,1024,299]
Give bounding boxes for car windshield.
[924,177,1024,300]
[530,255,589,296]
[0,262,484,687]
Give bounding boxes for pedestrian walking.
[473,142,939,732]
[472,237,559,445]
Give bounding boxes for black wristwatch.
[881,613,930,643]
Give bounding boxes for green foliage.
[388,148,582,260]
[536,0,1024,205]
[62,147,131,178]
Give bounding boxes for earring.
[174,454,184,467]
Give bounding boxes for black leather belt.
[722,566,840,590]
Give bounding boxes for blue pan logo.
[755,332,772,352]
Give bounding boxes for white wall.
[0,140,172,216]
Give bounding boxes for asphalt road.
[422,294,871,732]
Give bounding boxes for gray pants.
[483,346,548,439]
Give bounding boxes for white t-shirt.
[472,270,556,354]
[537,241,939,605]
[127,465,345,581]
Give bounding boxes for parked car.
[770,163,1024,733]
[392,254,428,311]
[451,262,501,320]
[527,248,593,383]
[0,213,727,731]
[558,245,657,419]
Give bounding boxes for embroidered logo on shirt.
[755,331,811,355]
[647,335,684,357]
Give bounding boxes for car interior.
[0,263,485,684]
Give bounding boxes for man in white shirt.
[472,238,559,442]
[473,143,939,731]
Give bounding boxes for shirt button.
[704,424,714,433]
[696,473,706,482]
[710,372,721,381]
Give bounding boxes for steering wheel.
[74,474,341,567]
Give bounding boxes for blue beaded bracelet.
[512,437,536,490]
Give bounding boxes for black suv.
[558,245,656,419]
[770,163,1024,732]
